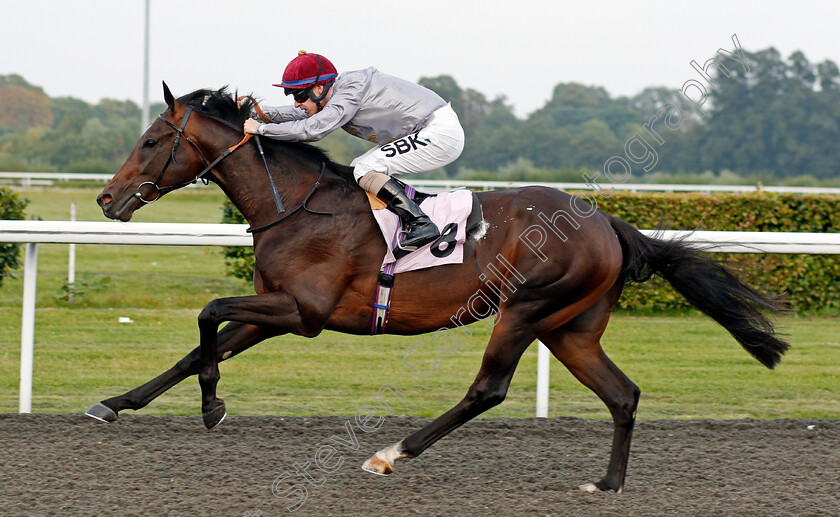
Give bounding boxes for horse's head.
[97,82,212,221]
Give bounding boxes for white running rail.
[1,220,838,415]
[3,171,840,195]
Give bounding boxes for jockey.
[243,51,465,254]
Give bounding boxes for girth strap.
[371,265,396,335]
[369,183,418,334]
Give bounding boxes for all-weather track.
[1,414,837,516]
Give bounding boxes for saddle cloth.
[370,188,478,274]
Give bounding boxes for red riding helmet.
[274,51,338,90]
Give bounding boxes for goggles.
[286,87,312,104]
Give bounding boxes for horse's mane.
[176,87,356,182]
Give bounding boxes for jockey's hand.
[243,118,261,134]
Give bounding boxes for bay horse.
[90,83,788,493]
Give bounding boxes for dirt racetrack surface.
[1,414,837,516]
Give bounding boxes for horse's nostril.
[99,193,113,206]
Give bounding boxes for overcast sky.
[2,1,839,118]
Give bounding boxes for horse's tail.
[608,216,790,369]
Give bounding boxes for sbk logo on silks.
[380,131,429,157]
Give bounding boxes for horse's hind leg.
[362,320,534,475]
[86,322,275,422]
[540,297,640,493]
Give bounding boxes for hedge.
[221,200,254,283]
[0,186,28,286]
[592,191,840,313]
[222,192,840,313]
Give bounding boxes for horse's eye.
[143,139,157,149]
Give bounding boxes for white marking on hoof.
[361,441,407,476]
[361,456,393,476]
[579,483,599,493]
[578,482,622,494]
[222,351,231,360]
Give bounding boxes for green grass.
[0,310,837,419]
[1,185,252,309]
[0,185,838,419]
[13,183,228,222]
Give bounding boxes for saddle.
[365,177,484,258]
[368,179,485,334]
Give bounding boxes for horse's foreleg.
[540,326,640,494]
[196,292,307,429]
[362,322,534,475]
[86,322,276,423]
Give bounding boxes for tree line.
[1,47,838,184]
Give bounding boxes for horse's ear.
[162,81,176,113]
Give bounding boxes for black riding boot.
[376,179,440,256]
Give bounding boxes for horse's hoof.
[579,483,600,493]
[202,403,227,430]
[579,481,622,494]
[361,455,393,476]
[85,402,118,423]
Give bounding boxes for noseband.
[134,106,253,204]
[134,103,328,232]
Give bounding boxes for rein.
[140,101,332,232]
[246,161,331,233]
[239,96,284,214]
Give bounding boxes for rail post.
[536,341,550,417]
[19,242,38,413]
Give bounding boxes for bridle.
[134,103,331,233]
[134,106,253,204]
